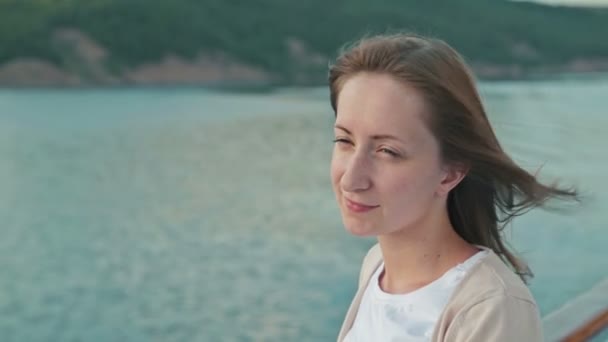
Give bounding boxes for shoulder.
[445,291,543,341]
[463,250,537,305]
[437,250,542,341]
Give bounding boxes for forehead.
[335,72,432,141]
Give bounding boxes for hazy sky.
[521,0,608,6]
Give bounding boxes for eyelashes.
[379,148,399,157]
[332,139,401,158]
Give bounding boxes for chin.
[343,222,378,237]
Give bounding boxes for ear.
[436,163,468,197]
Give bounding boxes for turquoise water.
[0,77,607,341]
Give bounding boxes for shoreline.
[0,69,607,92]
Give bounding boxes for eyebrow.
[334,124,406,143]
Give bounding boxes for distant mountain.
[1,0,607,86]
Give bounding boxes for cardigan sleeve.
[445,293,543,342]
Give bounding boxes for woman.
[329,34,577,341]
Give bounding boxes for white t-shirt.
[344,250,489,342]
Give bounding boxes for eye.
[332,138,352,145]
[379,148,400,157]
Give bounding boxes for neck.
[376,208,477,294]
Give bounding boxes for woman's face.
[331,72,455,237]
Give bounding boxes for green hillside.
[1,0,607,85]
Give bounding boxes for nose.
[340,150,372,193]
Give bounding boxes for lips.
[344,197,379,213]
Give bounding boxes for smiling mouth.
[344,198,379,213]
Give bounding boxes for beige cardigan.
[337,244,543,341]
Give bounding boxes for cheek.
[386,166,441,203]
[330,151,344,191]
